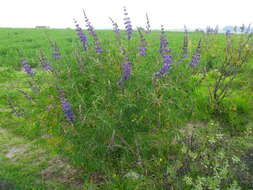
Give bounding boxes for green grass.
[1,28,253,189]
[0,127,82,190]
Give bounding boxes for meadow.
[0,12,253,189]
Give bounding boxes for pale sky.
[0,0,252,30]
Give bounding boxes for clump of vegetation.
[1,7,253,189]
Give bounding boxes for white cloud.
[0,0,252,29]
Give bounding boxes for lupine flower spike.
[123,7,133,40]
[74,19,88,51]
[145,13,151,33]
[58,89,75,123]
[189,40,201,67]
[155,26,172,77]
[159,25,170,54]
[83,10,102,54]
[118,48,131,85]
[155,55,172,77]
[109,17,120,41]
[137,27,147,56]
[21,60,34,76]
[21,60,39,92]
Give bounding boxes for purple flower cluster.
[121,61,131,80]
[58,89,75,123]
[43,63,51,71]
[137,27,147,56]
[74,19,88,51]
[123,7,133,40]
[38,51,52,71]
[145,13,151,33]
[156,26,172,77]
[21,60,34,76]
[118,48,131,85]
[155,54,172,77]
[189,40,201,67]
[159,25,170,54]
[52,42,61,59]
[83,10,102,54]
[109,17,120,41]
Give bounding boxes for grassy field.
[0,27,253,189]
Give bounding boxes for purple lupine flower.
[189,40,201,67]
[159,25,170,54]
[145,13,151,33]
[180,25,188,61]
[52,42,61,59]
[118,48,131,85]
[83,10,102,54]
[58,89,75,123]
[121,61,131,80]
[138,47,147,56]
[44,64,52,71]
[38,51,52,71]
[61,99,75,123]
[155,54,172,77]
[123,7,133,40]
[155,26,172,77]
[21,60,34,76]
[137,27,147,56]
[74,19,88,51]
[109,17,120,41]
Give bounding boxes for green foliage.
[1,28,253,189]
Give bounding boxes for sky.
[0,0,253,30]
